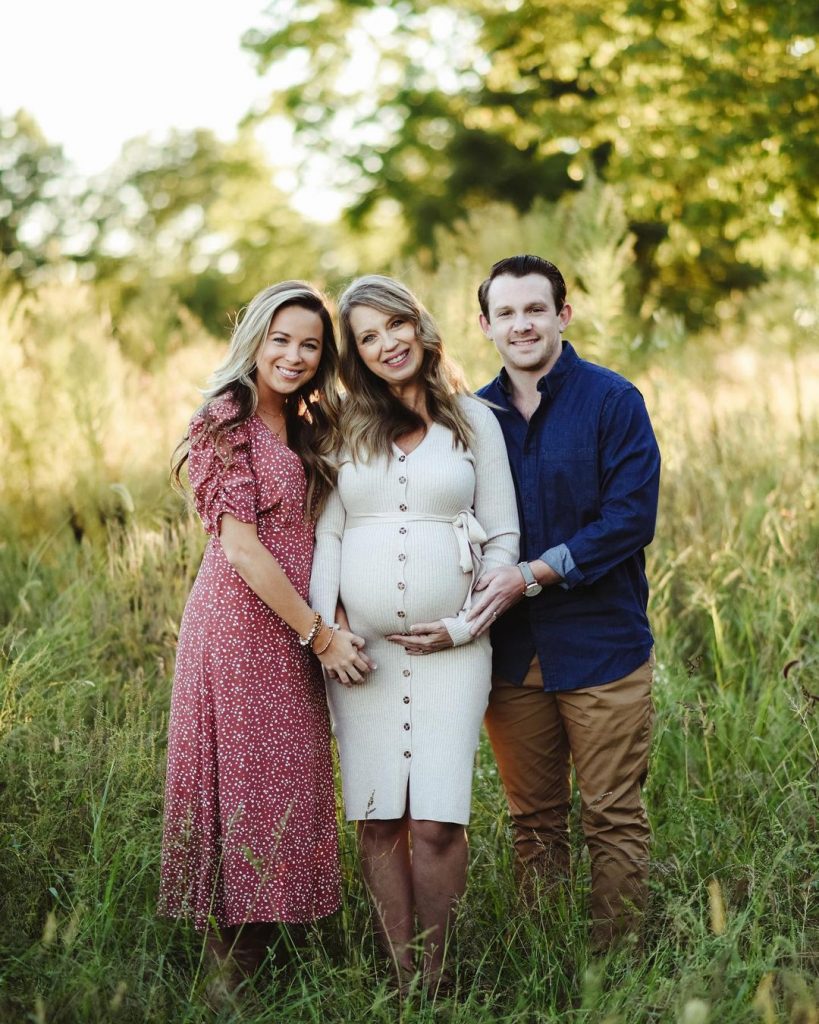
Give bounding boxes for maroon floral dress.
[158,398,341,929]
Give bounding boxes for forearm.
[227,538,317,639]
[548,508,656,589]
[309,489,344,623]
[528,558,563,587]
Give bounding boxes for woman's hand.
[318,627,376,687]
[387,621,454,655]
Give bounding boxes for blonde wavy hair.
[337,275,473,461]
[172,280,342,518]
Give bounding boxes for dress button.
[404,750,411,758]
[403,723,410,731]
[402,669,410,677]
[399,527,407,535]
[399,476,406,484]
[398,582,405,590]
[397,610,406,618]
[403,696,410,703]
[399,503,407,511]
[398,553,406,561]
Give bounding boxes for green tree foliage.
[81,128,323,335]
[244,0,819,321]
[0,110,67,280]
[0,118,324,341]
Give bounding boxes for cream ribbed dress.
[310,397,519,824]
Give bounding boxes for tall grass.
[1,268,817,1022]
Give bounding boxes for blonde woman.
[310,275,519,993]
[159,281,373,984]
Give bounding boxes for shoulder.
[455,394,506,445]
[205,393,244,424]
[573,354,636,399]
[190,395,250,450]
[475,376,502,402]
[456,392,494,423]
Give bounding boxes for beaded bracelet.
[299,612,323,648]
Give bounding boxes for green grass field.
[1,283,817,1022]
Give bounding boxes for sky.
[1,0,342,219]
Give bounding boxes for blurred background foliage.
[243,0,819,323]
[1,0,817,340]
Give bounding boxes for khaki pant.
[484,653,654,947]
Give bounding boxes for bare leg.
[408,818,467,992]
[205,922,274,991]
[357,815,415,980]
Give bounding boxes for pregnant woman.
[310,275,519,993]
[159,281,373,987]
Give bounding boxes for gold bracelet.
[312,626,337,656]
[299,612,323,648]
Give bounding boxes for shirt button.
[399,527,407,535]
[398,455,406,462]
[403,723,410,731]
[398,553,406,561]
[399,476,406,483]
[397,582,405,590]
[397,610,406,618]
[399,503,407,511]
[402,669,410,677]
[403,696,410,703]
[404,750,411,758]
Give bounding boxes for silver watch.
[518,561,542,597]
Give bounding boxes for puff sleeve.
[187,413,257,535]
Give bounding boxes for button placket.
[396,457,412,760]
[395,456,409,625]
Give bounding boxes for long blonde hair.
[337,275,472,461]
[172,281,342,517]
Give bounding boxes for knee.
[358,817,406,851]
[410,819,464,855]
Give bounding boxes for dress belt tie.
[345,510,487,602]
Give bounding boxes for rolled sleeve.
[540,543,576,590]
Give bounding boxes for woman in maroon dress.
[159,281,373,982]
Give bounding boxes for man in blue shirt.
[467,254,660,949]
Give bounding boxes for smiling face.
[348,304,425,391]
[254,304,324,409]
[479,272,572,379]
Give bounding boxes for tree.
[244,0,819,320]
[0,110,67,280]
[83,129,323,335]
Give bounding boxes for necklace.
[257,407,287,440]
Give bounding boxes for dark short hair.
[478,255,567,319]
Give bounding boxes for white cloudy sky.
[1,0,342,218]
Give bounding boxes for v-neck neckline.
[254,412,290,450]
[392,422,435,459]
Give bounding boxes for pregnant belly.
[339,524,472,636]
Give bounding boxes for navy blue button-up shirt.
[477,341,660,690]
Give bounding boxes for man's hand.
[466,565,526,636]
[387,621,454,655]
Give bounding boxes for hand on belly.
[386,620,454,654]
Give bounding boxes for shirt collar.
[537,340,579,397]
[495,340,579,399]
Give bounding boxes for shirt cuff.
[541,544,583,590]
[441,614,473,647]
